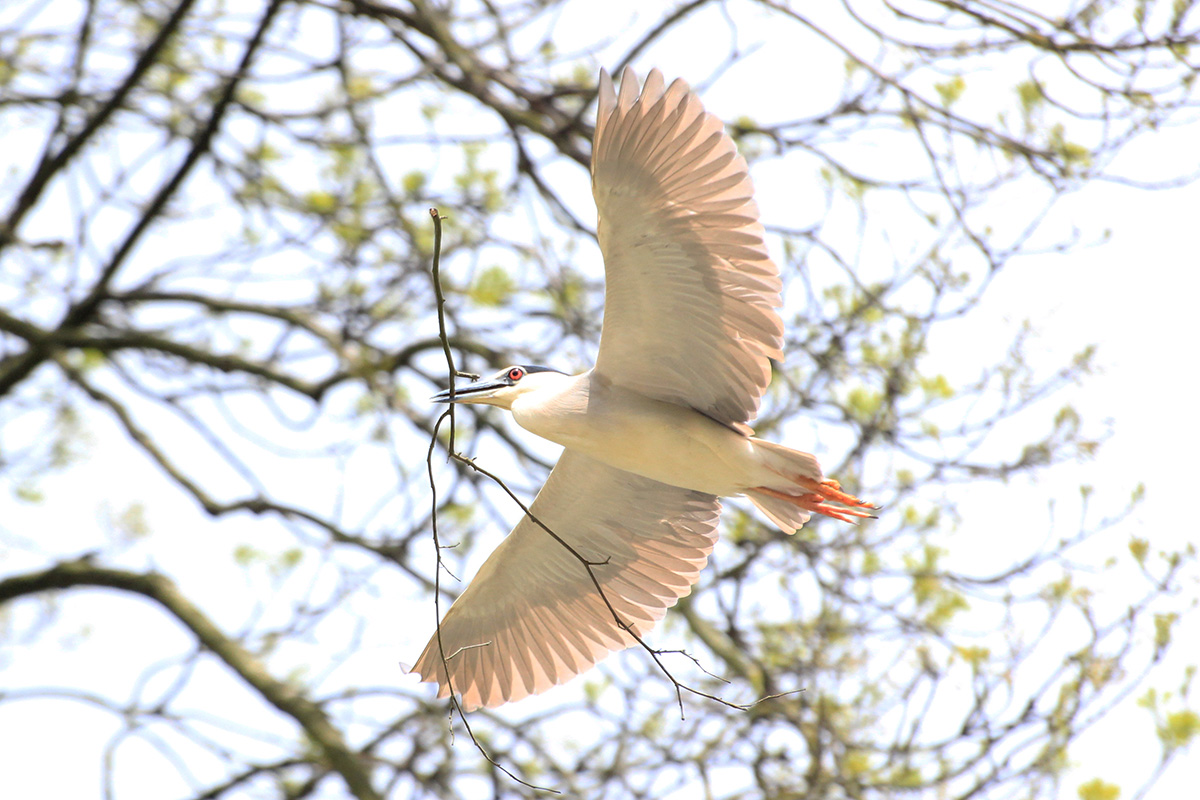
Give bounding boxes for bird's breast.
[511,378,763,497]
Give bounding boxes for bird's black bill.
[430,379,506,403]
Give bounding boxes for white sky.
[2,1,1198,798]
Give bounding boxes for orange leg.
[795,477,878,510]
[753,482,879,524]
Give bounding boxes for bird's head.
[431,365,568,410]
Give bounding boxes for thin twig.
[423,208,802,786]
[450,453,803,718]
[428,207,458,446]
[424,208,797,712]
[424,208,557,795]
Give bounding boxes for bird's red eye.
[508,367,524,382]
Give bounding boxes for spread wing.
[411,451,721,710]
[591,67,784,431]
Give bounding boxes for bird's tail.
[745,438,877,534]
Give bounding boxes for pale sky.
[2,2,1198,798]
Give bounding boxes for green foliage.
[455,142,504,212]
[402,170,428,197]
[934,75,966,107]
[1160,709,1200,750]
[1048,124,1093,174]
[304,191,338,215]
[1077,778,1121,800]
[845,385,883,422]
[919,374,953,400]
[955,645,991,670]
[1138,681,1200,755]
[1,2,1197,800]
[1154,612,1177,651]
[888,764,924,788]
[233,543,259,567]
[1127,536,1149,563]
[467,265,516,307]
[13,483,43,503]
[67,349,108,372]
[442,502,475,526]
[420,101,443,122]
[343,73,375,101]
[112,502,150,541]
[233,544,304,578]
[903,543,969,630]
[1017,79,1044,116]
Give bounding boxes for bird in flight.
[413,67,876,710]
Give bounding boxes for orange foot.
[754,479,879,524]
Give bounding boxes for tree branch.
[0,558,383,800]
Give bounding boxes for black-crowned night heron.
[413,67,876,710]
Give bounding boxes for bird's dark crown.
[514,365,566,375]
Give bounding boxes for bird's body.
[412,68,876,710]
[511,370,767,497]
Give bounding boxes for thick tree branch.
[0,558,383,800]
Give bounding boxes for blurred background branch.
[1,0,1197,798]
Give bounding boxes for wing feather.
[592,68,784,429]
[411,451,720,709]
